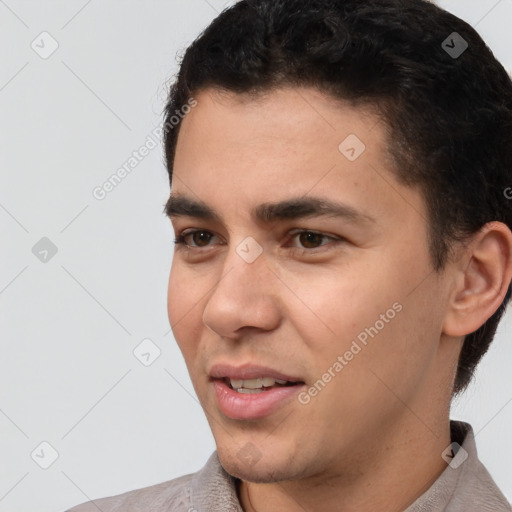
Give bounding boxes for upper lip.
[209,363,304,383]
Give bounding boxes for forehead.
[171,86,426,230]
[174,86,384,183]
[176,86,384,156]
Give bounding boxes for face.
[167,86,454,483]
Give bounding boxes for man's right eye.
[174,229,219,248]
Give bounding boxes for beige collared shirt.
[67,421,511,511]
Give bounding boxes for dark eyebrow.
[165,194,223,222]
[164,193,375,226]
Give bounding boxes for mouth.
[209,363,306,420]
[221,376,301,394]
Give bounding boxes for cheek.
[329,282,444,414]
[167,262,205,353]
[284,251,437,374]
[167,264,182,327]
[275,261,398,352]
[167,260,207,320]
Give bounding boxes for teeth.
[236,388,265,394]
[230,379,244,389]
[262,377,276,387]
[229,376,291,390]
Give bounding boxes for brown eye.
[190,230,214,247]
[286,230,344,255]
[174,230,219,248]
[298,231,326,249]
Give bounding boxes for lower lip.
[212,379,305,420]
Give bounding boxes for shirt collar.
[404,420,474,511]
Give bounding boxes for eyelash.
[173,229,343,255]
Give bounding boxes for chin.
[215,441,305,483]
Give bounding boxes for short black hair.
[162,0,512,395]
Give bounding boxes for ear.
[443,221,512,337]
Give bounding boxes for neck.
[237,417,452,512]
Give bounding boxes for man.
[67,0,512,510]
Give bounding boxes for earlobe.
[442,221,512,337]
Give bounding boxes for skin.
[166,86,512,511]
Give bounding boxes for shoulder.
[64,470,196,512]
[64,451,241,512]
[449,456,512,511]
[405,422,511,512]
[408,421,512,512]
[449,422,511,511]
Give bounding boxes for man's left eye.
[287,230,337,249]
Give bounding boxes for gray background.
[0,1,511,510]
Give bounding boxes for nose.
[201,243,281,339]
